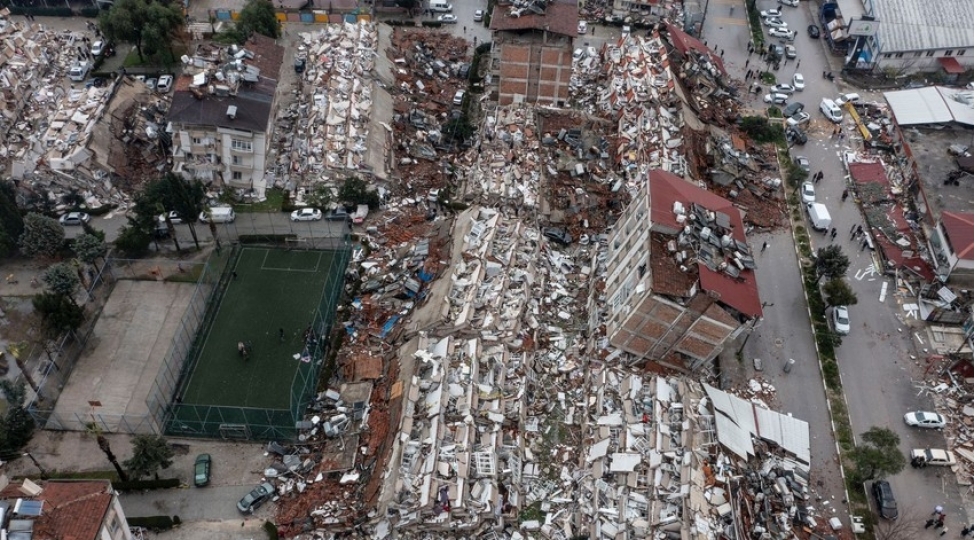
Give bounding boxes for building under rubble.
[167,35,284,196]
[602,170,762,371]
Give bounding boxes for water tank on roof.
[673,201,685,215]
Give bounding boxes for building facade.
[603,170,762,371]
[0,478,132,540]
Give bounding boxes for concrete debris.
[916,359,974,487]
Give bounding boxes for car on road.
[872,480,898,520]
[237,482,275,513]
[145,77,158,92]
[770,28,797,40]
[820,98,843,123]
[157,211,184,224]
[437,14,458,23]
[473,9,484,21]
[768,44,785,58]
[770,84,795,94]
[59,212,91,226]
[904,411,947,429]
[578,21,587,34]
[783,102,804,117]
[156,74,174,93]
[68,62,90,82]
[291,207,323,222]
[760,7,782,18]
[294,57,306,73]
[778,0,799,6]
[764,93,789,105]
[786,126,807,145]
[91,40,105,57]
[831,305,851,335]
[800,181,816,204]
[763,16,784,27]
[910,448,957,467]
[193,454,211,487]
[792,73,805,90]
[326,207,351,221]
[452,89,466,106]
[807,24,821,38]
[785,45,797,59]
[787,111,811,126]
[836,92,862,106]
[543,227,572,246]
[793,155,810,172]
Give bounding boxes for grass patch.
[122,45,185,69]
[768,106,783,118]
[760,71,776,85]
[235,188,286,214]
[519,501,546,523]
[164,263,205,283]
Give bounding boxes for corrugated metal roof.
[874,0,973,52]
[884,87,975,126]
[705,384,810,464]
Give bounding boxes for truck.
[805,202,831,231]
[352,204,369,224]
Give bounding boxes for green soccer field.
[179,247,338,410]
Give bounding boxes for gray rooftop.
[873,0,974,53]
[168,78,275,134]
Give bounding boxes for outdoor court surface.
[180,247,336,410]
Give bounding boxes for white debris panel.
[704,383,811,464]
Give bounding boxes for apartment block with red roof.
[0,478,132,540]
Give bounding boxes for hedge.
[238,234,297,244]
[112,477,180,491]
[264,521,279,540]
[127,516,178,531]
[67,204,117,217]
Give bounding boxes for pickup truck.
[352,204,369,224]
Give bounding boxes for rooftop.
[883,86,975,126]
[168,86,274,134]
[872,0,974,53]
[0,480,114,540]
[663,22,727,77]
[489,0,580,38]
[941,211,974,260]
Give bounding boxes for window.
[232,155,242,165]
[231,139,252,152]
[185,153,193,160]
[883,53,892,59]
[943,50,954,56]
[191,137,202,145]
[958,50,967,56]
[913,52,922,58]
[895,53,904,58]
[232,171,243,180]
[925,51,935,57]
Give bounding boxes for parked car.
[291,207,323,222]
[157,211,183,224]
[59,212,91,226]
[831,305,851,335]
[294,57,306,73]
[452,89,466,106]
[787,111,811,126]
[778,0,799,6]
[771,84,795,94]
[68,62,90,82]
[577,21,587,34]
[457,62,471,79]
[194,454,211,487]
[437,14,458,23]
[786,126,807,145]
[793,155,810,172]
[910,448,957,467]
[543,227,572,246]
[473,9,484,21]
[325,207,351,221]
[768,44,785,58]
[836,92,862,106]
[237,482,275,513]
[763,16,784,27]
[145,77,158,92]
[792,73,805,90]
[91,40,105,57]
[904,411,947,429]
[800,181,816,204]
[156,74,174,93]
[785,45,797,59]
[820,98,843,123]
[770,28,797,40]
[763,93,789,105]
[872,480,898,520]
[760,7,782,18]
[783,102,805,117]
[807,24,821,38]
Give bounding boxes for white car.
[778,0,799,6]
[578,21,588,34]
[770,28,797,40]
[904,411,946,429]
[91,40,105,57]
[836,92,862,105]
[831,305,851,335]
[820,98,843,122]
[145,77,158,92]
[792,73,805,90]
[760,7,782,18]
[787,111,811,126]
[68,63,90,82]
[59,212,91,226]
[290,207,323,222]
[764,93,789,104]
[771,84,795,94]
[437,14,458,23]
[763,16,785,27]
[156,74,174,93]
[473,9,484,21]
[800,181,815,204]
[784,44,797,59]
[452,89,466,106]
[157,211,183,224]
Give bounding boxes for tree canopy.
[222,0,280,43]
[20,213,64,259]
[124,434,175,480]
[73,234,108,265]
[0,181,24,258]
[339,177,381,209]
[823,278,858,307]
[32,292,85,335]
[0,380,35,459]
[42,263,81,299]
[815,245,850,280]
[132,174,206,250]
[99,0,184,63]
[849,426,906,482]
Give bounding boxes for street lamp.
[23,452,48,480]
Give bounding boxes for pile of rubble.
[919,366,974,488]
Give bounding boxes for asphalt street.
[119,484,273,522]
[703,0,970,529]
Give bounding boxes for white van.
[199,206,236,223]
[820,98,843,123]
[806,202,831,231]
[836,93,861,106]
[430,0,452,12]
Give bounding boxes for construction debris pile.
[918,365,974,488]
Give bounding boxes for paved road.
[119,484,273,521]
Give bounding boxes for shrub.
[237,234,297,244]
[420,21,443,27]
[67,204,116,217]
[112,477,180,491]
[264,521,280,540]
[126,516,177,531]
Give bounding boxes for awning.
[938,57,965,74]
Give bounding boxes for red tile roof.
[649,170,762,318]
[938,56,965,74]
[490,0,580,38]
[0,481,113,540]
[663,23,727,77]
[941,211,974,260]
[847,161,887,184]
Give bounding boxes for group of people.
[923,505,974,537]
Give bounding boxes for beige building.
[604,170,762,371]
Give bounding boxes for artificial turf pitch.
[179,247,336,410]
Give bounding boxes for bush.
[67,204,116,217]
[127,516,177,531]
[237,234,297,244]
[264,521,280,540]
[112,477,180,491]
[421,21,443,27]
[475,42,491,55]
[79,7,102,17]
[8,6,74,16]
[768,106,782,118]
[740,116,785,145]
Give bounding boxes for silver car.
[903,411,946,429]
[831,306,851,335]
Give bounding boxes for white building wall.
[604,183,651,319]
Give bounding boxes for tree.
[304,184,333,210]
[823,278,858,307]
[134,175,206,251]
[814,245,850,280]
[42,263,81,301]
[96,435,130,482]
[99,0,183,63]
[232,0,280,42]
[5,343,39,394]
[33,292,85,335]
[19,213,64,259]
[123,434,174,480]
[0,380,36,459]
[849,426,906,482]
[114,224,151,258]
[73,234,108,266]
[0,181,24,257]
[339,177,380,209]
[873,508,921,540]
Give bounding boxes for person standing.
[841,189,849,201]
[830,228,837,240]
[279,328,285,342]
[761,241,769,253]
